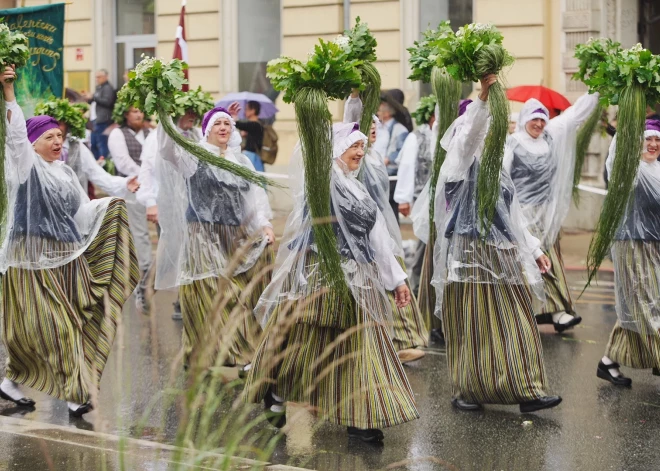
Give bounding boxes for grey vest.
[117,126,150,177]
[510,133,554,206]
[413,128,433,199]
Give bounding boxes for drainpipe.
[343,0,350,31]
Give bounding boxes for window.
[419,0,473,98]
[237,0,281,100]
[114,0,156,87]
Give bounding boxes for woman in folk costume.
[597,120,660,387]
[154,105,274,371]
[34,98,141,198]
[0,67,139,416]
[245,122,418,443]
[504,93,599,332]
[432,75,561,412]
[344,94,428,363]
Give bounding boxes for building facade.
[6,0,659,219]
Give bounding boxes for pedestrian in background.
[235,100,265,171]
[85,69,116,161]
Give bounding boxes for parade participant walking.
[34,98,140,198]
[154,105,274,371]
[0,66,139,417]
[433,75,561,413]
[504,94,599,332]
[597,120,660,387]
[108,100,152,311]
[344,94,428,363]
[245,122,419,443]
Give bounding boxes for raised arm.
[343,91,363,124]
[546,92,600,137]
[3,67,34,183]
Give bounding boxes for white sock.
[67,401,83,411]
[552,312,574,325]
[242,363,252,372]
[601,356,621,377]
[271,392,285,403]
[1,378,24,401]
[270,404,285,413]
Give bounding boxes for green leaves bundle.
[574,40,660,283]
[172,87,215,125]
[411,95,437,127]
[433,23,514,232]
[407,22,453,84]
[0,22,30,240]
[119,57,273,188]
[267,39,362,303]
[34,98,89,139]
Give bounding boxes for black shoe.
[519,395,562,413]
[653,367,660,377]
[264,391,286,428]
[553,315,582,333]
[238,364,251,380]
[451,398,483,411]
[172,301,182,320]
[68,402,94,418]
[347,427,384,443]
[0,387,35,407]
[597,361,632,386]
[430,328,445,343]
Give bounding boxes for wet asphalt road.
[1,270,660,471]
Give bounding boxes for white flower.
[334,35,350,49]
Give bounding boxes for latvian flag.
[173,0,189,91]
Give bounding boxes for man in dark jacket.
[234,100,265,171]
[85,69,116,160]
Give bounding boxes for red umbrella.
[507,85,571,118]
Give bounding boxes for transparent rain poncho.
[154,123,272,290]
[607,135,660,333]
[430,99,546,317]
[254,123,407,329]
[503,94,599,247]
[0,101,112,272]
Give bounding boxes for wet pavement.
[2,266,660,470]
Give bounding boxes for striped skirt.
[179,224,274,368]
[537,238,574,316]
[2,199,139,404]
[418,231,442,331]
[605,240,660,369]
[442,239,547,404]
[390,256,428,350]
[244,252,419,429]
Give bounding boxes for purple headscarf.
[532,108,548,116]
[26,115,59,144]
[201,106,232,136]
[458,99,473,117]
[646,119,660,133]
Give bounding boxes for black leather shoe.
[554,315,582,333]
[238,365,251,380]
[652,367,660,377]
[347,427,384,443]
[0,387,35,407]
[519,395,562,413]
[264,391,286,428]
[68,402,94,418]
[597,361,632,386]
[451,398,483,411]
[430,328,445,343]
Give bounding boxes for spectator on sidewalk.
[235,100,265,171]
[85,70,116,161]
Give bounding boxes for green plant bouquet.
[0,22,30,238]
[34,98,89,139]
[572,104,603,204]
[335,17,380,139]
[433,22,515,232]
[119,56,272,188]
[574,40,660,284]
[411,95,437,127]
[267,39,362,302]
[408,22,462,233]
[172,86,215,125]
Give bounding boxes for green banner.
[0,3,65,116]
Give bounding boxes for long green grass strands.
[358,62,381,143]
[158,109,278,189]
[586,84,645,286]
[573,103,603,204]
[429,66,461,230]
[0,91,6,242]
[474,44,511,233]
[295,87,352,302]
